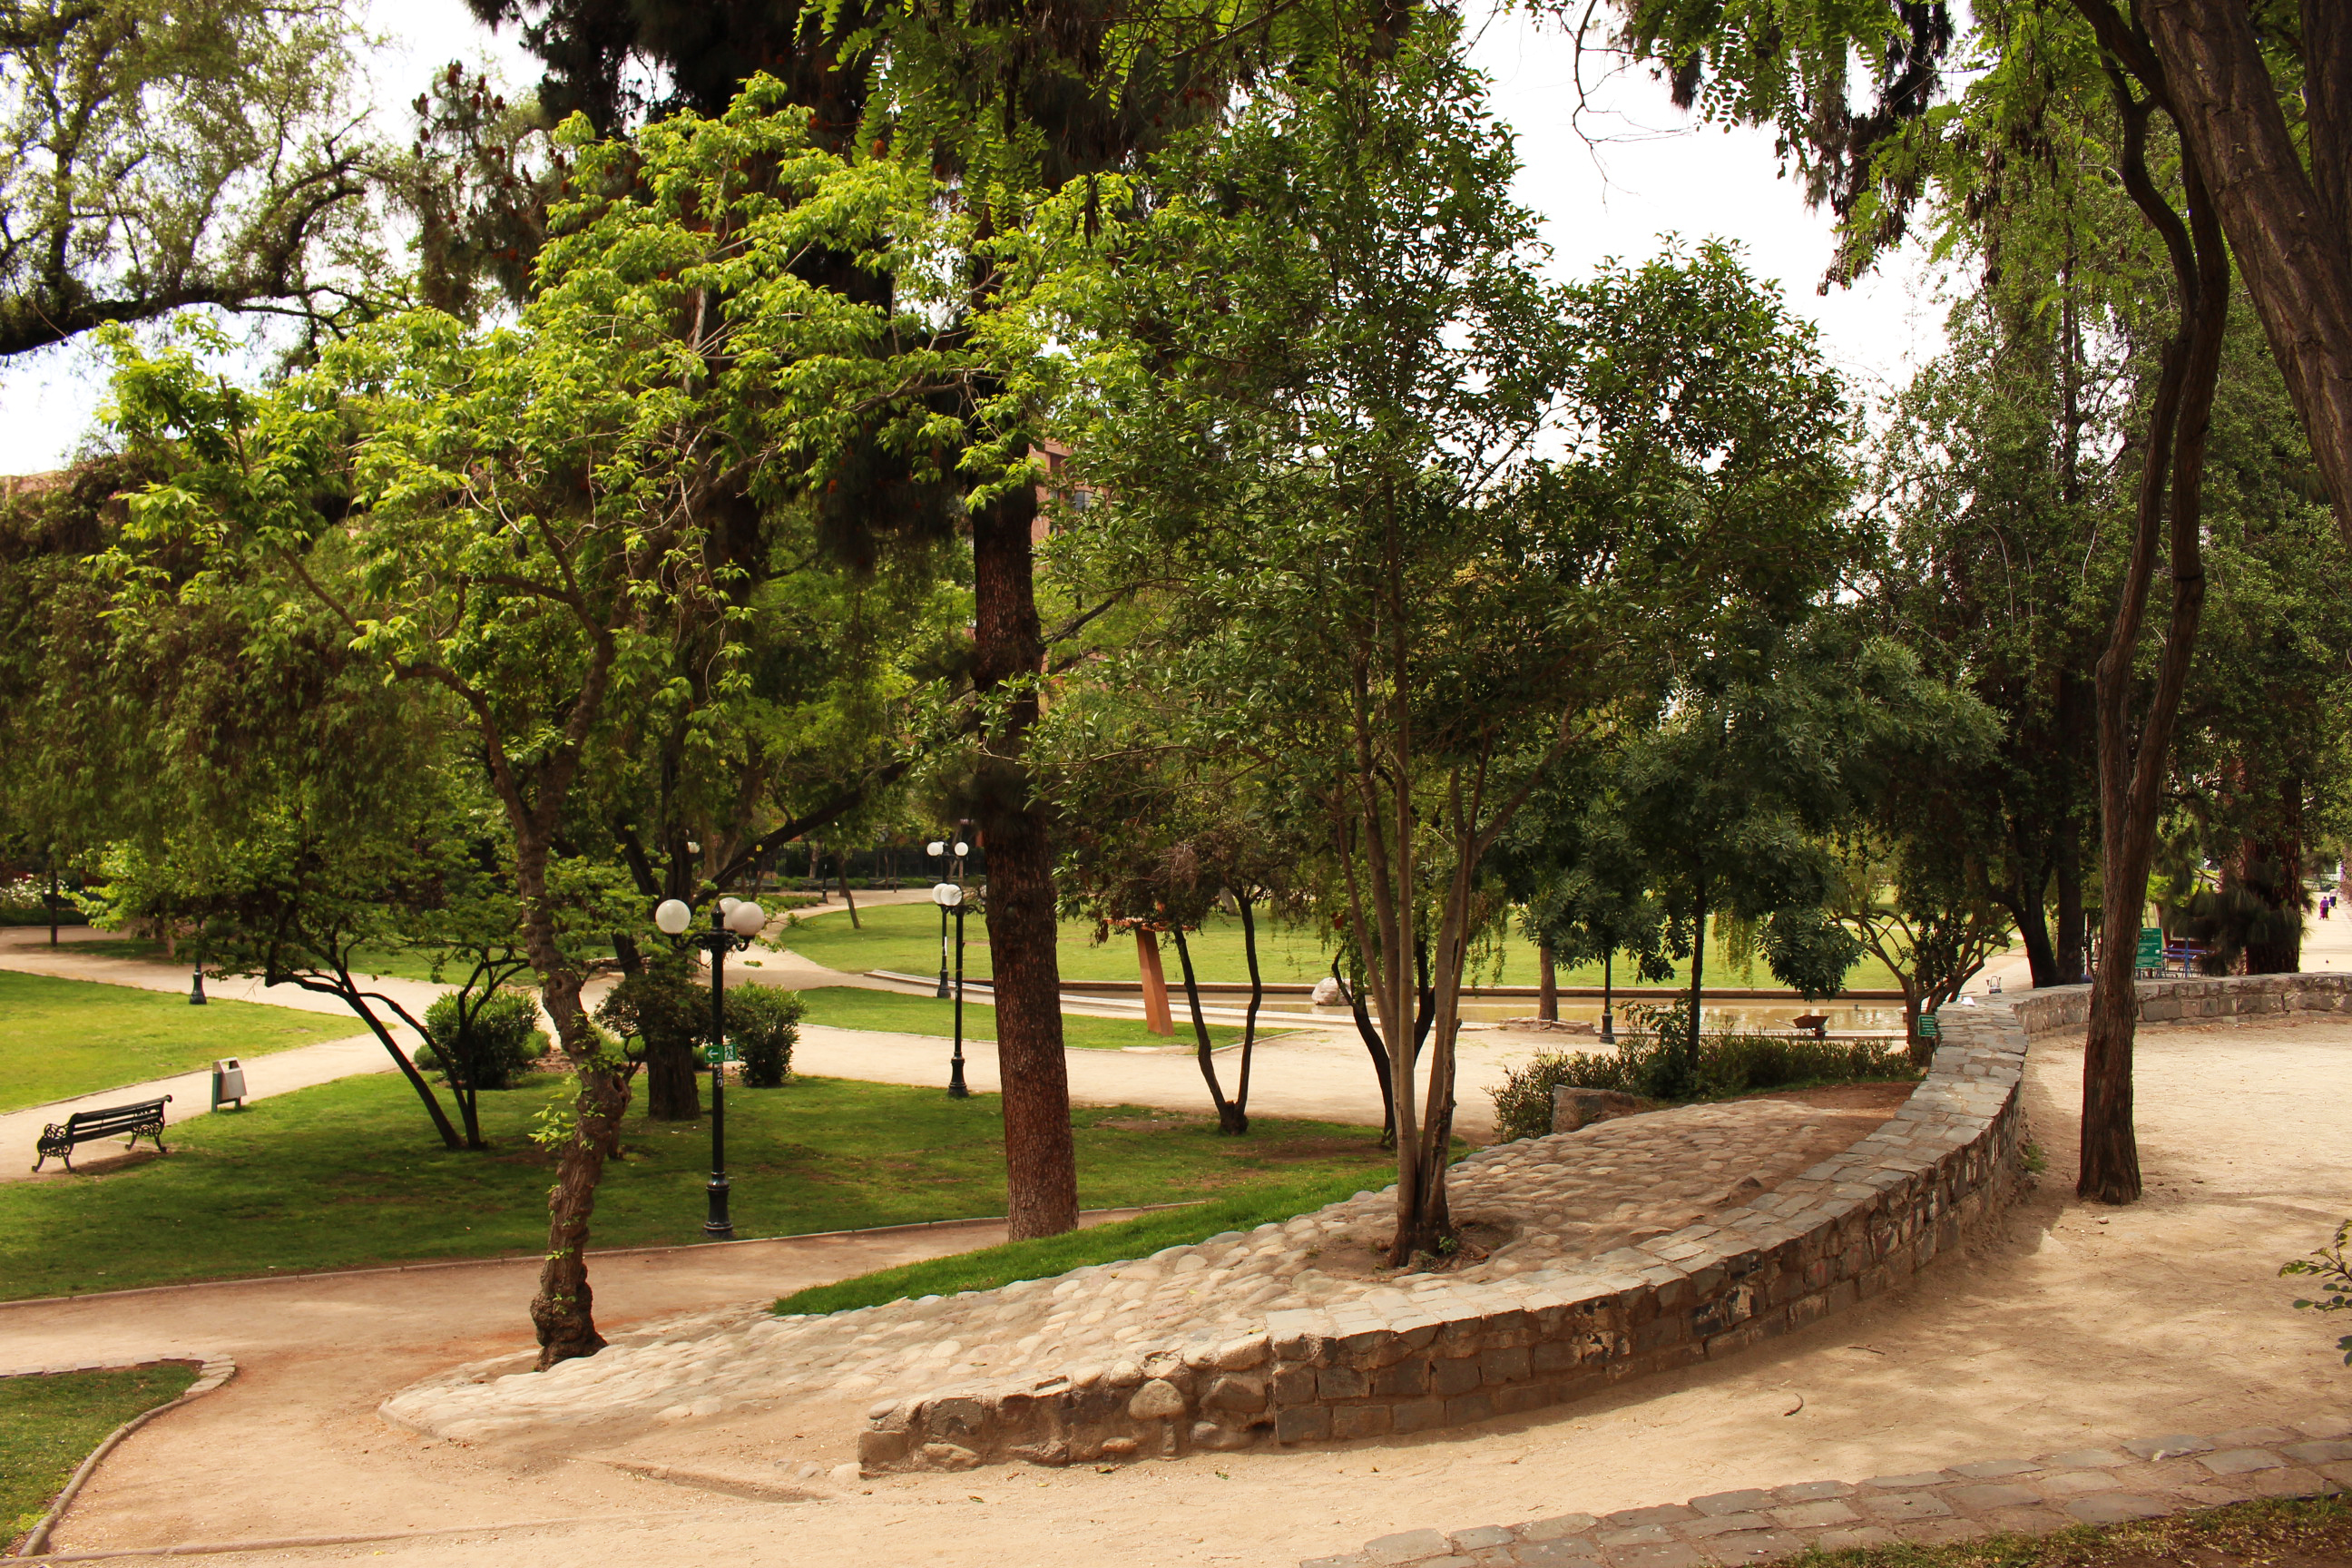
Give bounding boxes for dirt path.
[7,1015,2347,1566]
[1,1034,399,1182]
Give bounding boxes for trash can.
[211,1058,246,1111]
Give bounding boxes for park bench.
[33,1095,172,1173]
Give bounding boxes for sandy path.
[6,1014,2347,1566]
[1,1034,403,1181]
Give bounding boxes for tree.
[1583,0,2238,1204]
[1585,624,1959,1087]
[100,88,976,1364]
[1044,29,1857,1259]
[469,0,1423,1250]
[0,0,382,358]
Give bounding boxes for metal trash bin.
[211,1058,246,1111]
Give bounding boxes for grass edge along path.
[793,985,1276,1051]
[2,1362,200,1549]
[1779,1496,2352,1568]
[775,1165,1396,1316]
[0,970,348,1115]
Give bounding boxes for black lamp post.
[925,833,971,997]
[1599,950,1613,1044]
[933,878,972,1097]
[653,893,768,1240]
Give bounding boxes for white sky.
[0,0,1955,476]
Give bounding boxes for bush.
[1488,1010,1923,1142]
[728,985,805,1087]
[416,990,548,1092]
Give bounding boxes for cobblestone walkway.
[1306,1417,2352,1568]
[385,1097,1888,1442]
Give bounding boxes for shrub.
[728,985,805,1087]
[1487,1009,1923,1142]
[417,990,548,1091]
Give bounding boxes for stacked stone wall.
[865,1021,2033,1472]
[865,973,2352,1472]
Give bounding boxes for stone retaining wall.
[864,1017,2038,1473]
[2001,970,2352,1035]
[857,974,2351,1474]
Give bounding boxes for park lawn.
[792,985,1285,1050]
[0,972,351,1115]
[775,1164,1394,1316]
[0,1072,1392,1301]
[2,1363,199,1548]
[775,901,1910,993]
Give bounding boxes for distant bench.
[34,1095,172,1173]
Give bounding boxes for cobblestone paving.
[383,1098,1881,1442]
[1303,1417,2352,1568]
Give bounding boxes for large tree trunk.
[2136,0,2352,534]
[968,479,1079,1240]
[642,1035,701,1121]
[2078,70,2227,1206]
[532,1054,631,1369]
[2003,849,2060,988]
[1537,940,1557,1021]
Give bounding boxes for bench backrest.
[64,1099,168,1136]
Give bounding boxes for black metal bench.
[34,1095,172,1172]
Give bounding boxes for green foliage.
[772,1168,1387,1318]
[2280,1220,2352,1366]
[595,966,709,1061]
[1487,1019,1922,1142]
[2,1363,199,1546]
[726,985,804,1087]
[416,991,547,1093]
[0,0,379,356]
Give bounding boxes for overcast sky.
[0,0,1955,476]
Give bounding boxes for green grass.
[793,985,1279,1050]
[773,901,1909,991]
[774,1165,1392,1316]
[0,971,350,1115]
[0,1072,1393,1300]
[3,1363,199,1548]
[1773,1497,2352,1568]
[53,938,587,987]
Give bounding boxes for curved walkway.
[3,1014,2347,1566]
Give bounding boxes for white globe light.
[719,897,741,916]
[953,841,969,857]
[653,898,691,936]
[726,900,767,936]
[932,881,963,907]
[926,839,946,856]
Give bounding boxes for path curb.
[1301,1414,2352,1567]
[11,1357,237,1558]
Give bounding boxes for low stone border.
[11,1356,236,1558]
[862,972,2352,1473]
[863,1017,2028,1471]
[1301,1415,2352,1567]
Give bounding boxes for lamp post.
[933,879,971,1097]
[653,893,768,1239]
[925,835,970,997]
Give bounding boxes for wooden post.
[1136,927,1172,1035]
